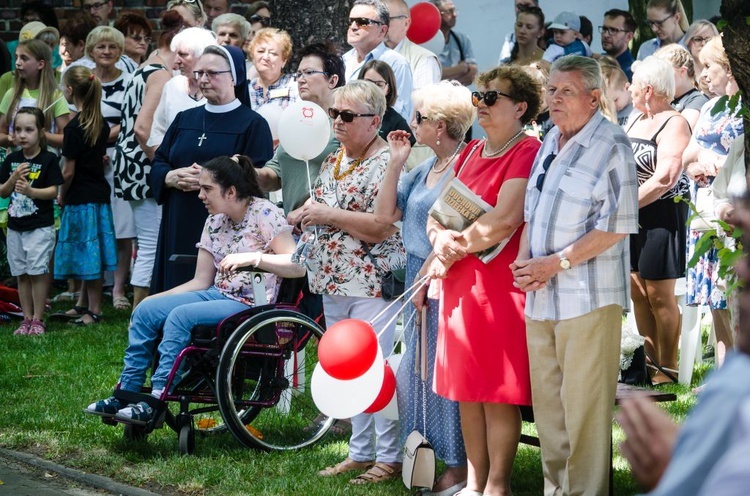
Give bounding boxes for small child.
[0,107,64,335]
[601,57,635,127]
[542,12,593,63]
[54,66,116,326]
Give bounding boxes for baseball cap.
[19,21,60,43]
[549,12,580,32]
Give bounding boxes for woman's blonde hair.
[333,80,387,120]
[412,81,476,141]
[684,19,718,47]
[62,66,105,147]
[85,26,124,58]
[166,0,206,26]
[7,40,59,133]
[699,35,730,72]
[248,28,292,63]
[654,43,695,79]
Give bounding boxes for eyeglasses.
[598,26,630,35]
[647,14,674,28]
[249,14,271,26]
[328,107,376,123]
[365,78,388,89]
[535,153,556,191]
[193,70,232,80]
[690,36,713,45]
[81,1,108,11]
[440,8,457,15]
[294,69,328,80]
[415,111,431,125]
[349,17,384,28]
[471,90,514,107]
[128,34,152,44]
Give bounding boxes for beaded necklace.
[432,141,465,174]
[333,135,379,181]
[482,129,526,157]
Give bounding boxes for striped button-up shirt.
[524,112,639,321]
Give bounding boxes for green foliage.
[711,91,749,120]
[676,195,744,295]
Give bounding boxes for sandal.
[113,296,131,310]
[349,462,402,485]
[318,458,374,477]
[49,306,88,321]
[72,311,102,326]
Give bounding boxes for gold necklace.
[432,141,465,174]
[483,129,526,157]
[333,135,379,180]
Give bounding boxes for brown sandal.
[318,458,374,477]
[349,462,402,484]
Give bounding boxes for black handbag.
[361,242,405,301]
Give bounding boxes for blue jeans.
[119,287,250,392]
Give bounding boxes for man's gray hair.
[353,0,390,26]
[212,13,251,39]
[551,55,603,92]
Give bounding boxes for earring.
[645,98,651,116]
[436,137,441,146]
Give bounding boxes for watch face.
[560,258,571,270]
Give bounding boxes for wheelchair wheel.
[216,309,334,451]
[178,422,196,455]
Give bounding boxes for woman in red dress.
[422,66,542,495]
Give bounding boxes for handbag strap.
[454,140,482,179]
[360,241,381,272]
[413,305,429,434]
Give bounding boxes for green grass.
[0,298,710,495]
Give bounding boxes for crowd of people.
[1,0,746,495]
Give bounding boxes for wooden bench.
[519,383,677,496]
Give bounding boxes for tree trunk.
[719,0,750,168]
[271,0,352,66]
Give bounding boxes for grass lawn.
[0,297,711,495]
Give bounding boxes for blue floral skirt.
[54,203,117,280]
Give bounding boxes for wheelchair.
[101,271,334,455]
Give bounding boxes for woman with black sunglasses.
[421,66,542,495]
[299,80,406,484]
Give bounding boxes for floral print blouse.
[693,96,744,156]
[197,198,291,305]
[307,146,405,298]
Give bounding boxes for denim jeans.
[118,287,250,392]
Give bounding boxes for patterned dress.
[113,63,168,201]
[685,97,745,308]
[394,157,466,466]
[306,147,405,298]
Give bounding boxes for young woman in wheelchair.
[85,155,305,424]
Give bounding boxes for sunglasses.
[129,34,152,43]
[471,90,514,108]
[415,111,431,125]
[328,107,376,123]
[535,153,556,191]
[349,17,384,28]
[249,14,271,26]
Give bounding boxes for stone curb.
[0,447,161,496]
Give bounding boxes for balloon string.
[372,274,430,339]
[386,306,418,359]
[305,159,319,239]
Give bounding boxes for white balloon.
[420,31,445,56]
[277,100,331,161]
[379,353,403,420]
[256,104,284,140]
[312,346,385,419]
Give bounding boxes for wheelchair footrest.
[113,390,168,429]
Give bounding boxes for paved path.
[0,448,159,496]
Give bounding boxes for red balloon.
[364,362,396,414]
[407,3,441,45]
[318,319,379,380]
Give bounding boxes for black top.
[62,114,111,205]
[0,149,63,231]
[379,106,416,146]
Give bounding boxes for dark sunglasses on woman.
[328,108,376,123]
[471,90,514,108]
